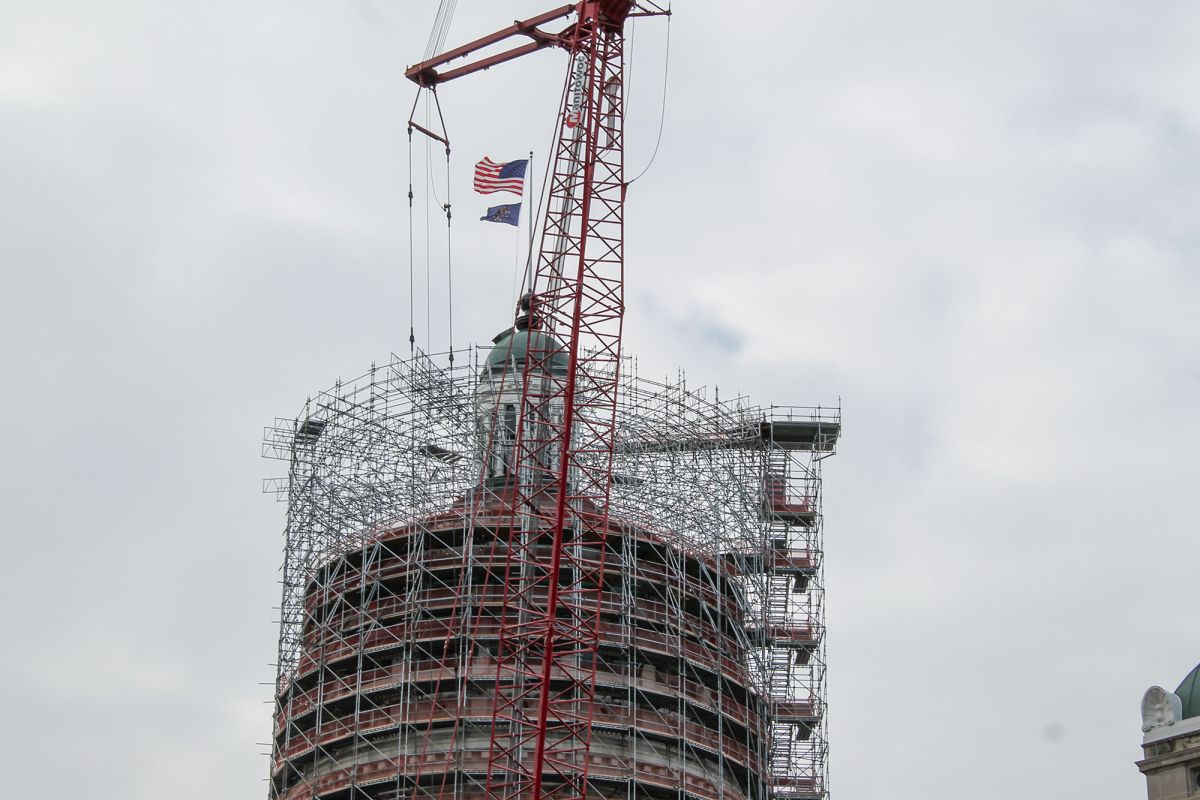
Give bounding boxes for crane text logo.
[566,53,587,128]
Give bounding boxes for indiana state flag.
[480,202,521,227]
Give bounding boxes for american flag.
[473,157,528,195]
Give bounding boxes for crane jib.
[398,5,667,800]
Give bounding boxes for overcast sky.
[2,1,1198,798]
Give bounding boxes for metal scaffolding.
[264,346,839,800]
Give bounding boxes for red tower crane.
[405,4,668,800]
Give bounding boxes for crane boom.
[485,7,627,800]
[406,4,662,800]
[405,5,576,88]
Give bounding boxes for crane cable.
[425,96,433,351]
[420,92,455,364]
[444,113,454,365]
[407,0,455,354]
[412,97,453,367]
[406,0,456,361]
[407,126,415,352]
[423,0,458,60]
[628,7,672,185]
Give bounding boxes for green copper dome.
[1177,663,1200,719]
[485,328,569,374]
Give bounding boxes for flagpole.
[526,150,535,294]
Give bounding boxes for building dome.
[1176,662,1200,719]
[485,328,569,374]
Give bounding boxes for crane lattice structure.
[407,5,664,800]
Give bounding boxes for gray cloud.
[2,1,1197,798]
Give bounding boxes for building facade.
[1138,663,1200,799]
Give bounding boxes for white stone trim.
[1143,714,1200,745]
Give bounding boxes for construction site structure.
[265,2,840,799]
[264,337,840,800]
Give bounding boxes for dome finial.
[514,292,544,332]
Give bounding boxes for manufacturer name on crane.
[565,52,587,128]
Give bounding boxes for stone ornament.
[1142,685,1185,732]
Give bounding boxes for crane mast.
[407,4,664,800]
[487,12,624,797]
